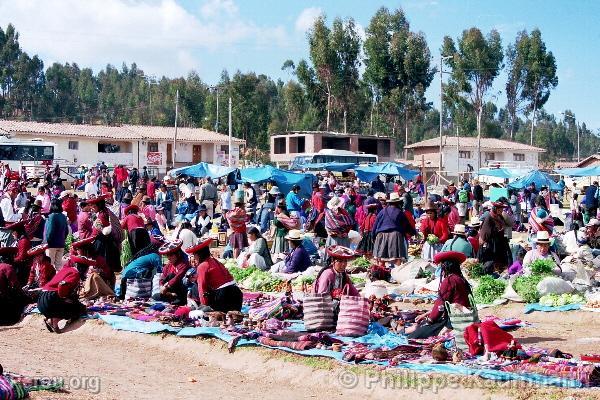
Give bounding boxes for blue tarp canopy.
[240,165,317,198]
[554,165,600,177]
[299,162,356,172]
[477,167,531,179]
[508,170,562,191]
[168,162,236,179]
[354,162,419,182]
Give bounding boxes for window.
[274,137,286,154]
[220,145,229,154]
[297,136,305,153]
[0,145,53,161]
[147,142,158,152]
[68,141,79,150]
[484,152,495,161]
[459,151,471,159]
[513,153,525,162]
[98,143,121,153]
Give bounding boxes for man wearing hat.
[440,224,474,258]
[199,177,218,219]
[186,238,242,312]
[0,181,22,223]
[155,240,191,305]
[191,204,212,236]
[467,216,481,255]
[522,231,560,274]
[270,229,311,274]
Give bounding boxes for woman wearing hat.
[154,240,191,305]
[121,204,149,256]
[1,181,22,223]
[420,201,450,261]
[0,247,29,325]
[440,224,474,258]
[270,201,291,256]
[314,246,359,311]
[226,198,249,259]
[25,244,55,290]
[324,196,353,258]
[191,204,212,236]
[255,186,279,234]
[270,229,311,274]
[479,201,511,271]
[68,236,115,299]
[141,195,156,221]
[467,217,481,255]
[187,238,242,312]
[356,199,379,256]
[6,220,31,285]
[372,192,416,263]
[38,254,87,333]
[88,194,122,274]
[406,251,473,339]
[522,231,561,275]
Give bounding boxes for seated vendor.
[38,254,88,333]
[314,245,360,301]
[69,236,115,299]
[270,230,311,274]
[0,247,29,326]
[191,204,212,236]
[186,238,243,312]
[406,251,473,339]
[522,231,561,275]
[440,224,474,258]
[237,227,273,270]
[25,244,55,289]
[154,240,190,305]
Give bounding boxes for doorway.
[192,145,202,163]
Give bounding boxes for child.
[507,248,527,276]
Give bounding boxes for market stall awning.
[167,162,236,179]
[554,165,600,177]
[477,167,531,179]
[299,162,356,172]
[508,170,562,191]
[240,165,317,198]
[354,162,419,182]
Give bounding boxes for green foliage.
[529,259,555,276]
[513,275,545,303]
[473,275,506,304]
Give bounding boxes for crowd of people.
[0,161,596,340]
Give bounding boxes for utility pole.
[438,55,453,178]
[215,89,220,132]
[172,89,179,169]
[228,97,232,167]
[456,126,460,180]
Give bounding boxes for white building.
[0,120,244,176]
[404,136,545,176]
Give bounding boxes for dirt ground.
[2,307,600,400]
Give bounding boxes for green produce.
[292,275,316,290]
[529,259,556,276]
[462,259,485,279]
[474,276,507,304]
[121,237,132,267]
[242,270,283,292]
[64,233,75,253]
[350,276,366,285]
[513,275,545,303]
[350,256,371,268]
[426,234,439,245]
[224,259,239,270]
[229,266,259,283]
[539,293,585,307]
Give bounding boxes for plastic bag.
[501,276,524,303]
[536,276,574,297]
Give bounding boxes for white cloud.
[0,0,288,77]
[295,7,322,33]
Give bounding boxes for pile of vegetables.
[292,275,316,291]
[513,275,545,303]
[350,256,371,268]
[242,270,283,292]
[223,259,238,270]
[350,276,366,285]
[229,266,259,283]
[426,234,439,245]
[529,259,556,275]
[474,275,507,304]
[64,233,75,253]
[539,293,585,307]
[461,258,485,279]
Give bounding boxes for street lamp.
[561,112,580,162]
[438,55,453,178]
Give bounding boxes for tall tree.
[505,30,528,139]
[441,27,503,169]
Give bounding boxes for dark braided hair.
[438,260,472,295]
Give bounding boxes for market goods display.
[461,258,485,279]
[426,234,439,245]
[539,293,585,307]
[514,275,545,303]
[473,276,507,304]
[350,256,371,269]
[529,259,556,275]
[242,270,284,292]
[229,266,259,283]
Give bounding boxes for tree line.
[0,7,599,163]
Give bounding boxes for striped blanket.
[528,207,554,234]
[226,207,248,232]
[277,213,300,230]
[324,208,353,237]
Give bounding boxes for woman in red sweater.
[187,238,242,312]
[25,244,55,289]
[420,201,450,261]
[38,254,89,333]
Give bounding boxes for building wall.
[441,147,540,175]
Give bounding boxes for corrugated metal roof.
[405,136,545,152]
[0,120,245,144]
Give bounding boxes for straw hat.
[374,192,386,201]
[534,231,551,244]
[327,196,344,210]
[452,224,467,236]
[469,216,481,227]
[285,229,304,241]
[269,186,281,195]
[387,192,402,203]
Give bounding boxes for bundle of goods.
[501,361,600,387]
[539,293,585,307]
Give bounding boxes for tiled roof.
[405,136,544,152]
[0,120,244,144]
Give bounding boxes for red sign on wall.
[147,152,162,165]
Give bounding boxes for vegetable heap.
[228,266,259,283]
[242,270,283,292]
[513,275,545,303]
[64,233,75,253]
[426,234,439,245]
[539,293,585,307]
[474,275,507,304]
[461,258,485,279]
[529,259,556,275]
[292,275,316,291]
[350,256,371,268]
[350,276,366,285]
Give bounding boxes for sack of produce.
[391,259,433,283]
[536,276,574,297]
[364,281,389,298]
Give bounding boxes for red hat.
[70,255,97,266]
[0,246,18,256]
[71,236,96,249]
[185,238,213,254]
[5,220,25,231]
[158,240,183,255]
[27,243,48,257]
[87,194,109,205]
[326,245,356,260]
[124,204,139,214]
[491,201,507,208]
[433,251,467,265]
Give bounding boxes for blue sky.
[1,0,599,130]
